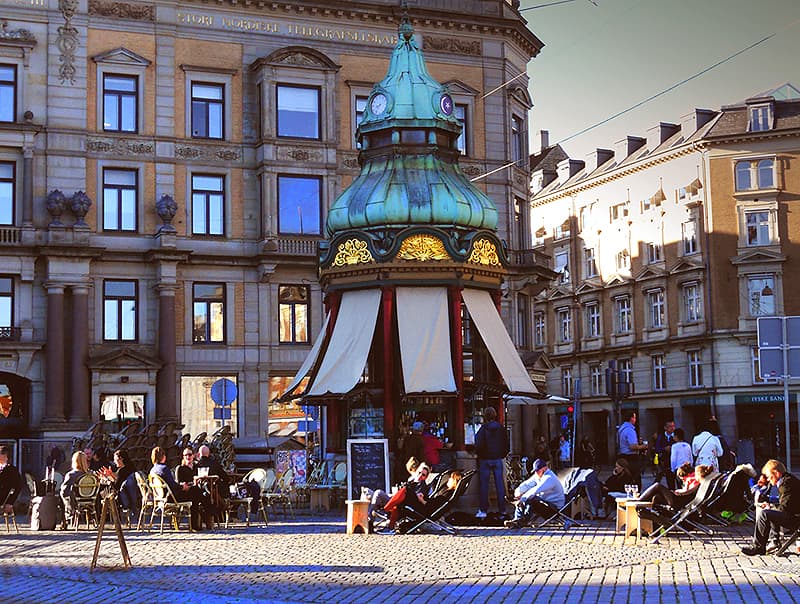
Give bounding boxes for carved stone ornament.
[332,239,374,267]
[69,191,93,226]
[156,194,178,232]
[342,157,360,170]
[46,189,67,226]
[468,239,501,267]
[0,21,36,44]
[175,145,241,162]
[423,36,482,57]
[57,0,79,85]
[461,165,481,177]
[397,234,451,262]
[276,53,323,67]
[86,137,154,156]
[88,0,156,21]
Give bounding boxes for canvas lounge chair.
[397,470,475,535]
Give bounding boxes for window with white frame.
[735,159,775,191]
[555,250,570,284]
[561,366,573,398]
[744,210,772,246]
[615,249,630,271]
[279,285,309,344]
[647,288,665,328]
[749,105,772,132]
[0,65,16,123]
[557,307,572,343]
[534,311,545,347]
[584,247,597,278]
[615,296,632,333]
[191,174,224,236]
[652,353,666,391]
[682,220,698,255]
[103,280,137,341]
[455,103,468,155]
[590,364,603,395]
[688,350,703,388]
[0,162,14,225]
[193,283,225,343]
[585,301,601,338]
[609,202,628,222]
[102,168,137,232]
[646,241,662,264]
[277,84,320,139]
[618,358,632,386]
[103,74,138,132]
[0,277,13,336]
[747,275,775,316]
[278,175,322,236]
[511,114,524,162]
[554,219,570,240]
[682,282,701,323]
[191,82,224,139]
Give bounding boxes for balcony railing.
[0,327,21,341]
[274,237,319,256]
[0,227,21,245]
[508,248,552,270]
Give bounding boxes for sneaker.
[475,510,487,519]
[504,519,522,529]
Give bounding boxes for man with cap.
[504,458,566,529]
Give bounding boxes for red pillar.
[449,286,465,450]
[382,287,395,449]
[490,289,505,425]
[324,291,342,453]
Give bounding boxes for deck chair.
[703,467,754,526]
[641,472,723,544]
[773,526,800,556]
[73,474,100,530]
[398,471,475,535]
[148,474,193,533]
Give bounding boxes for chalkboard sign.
[346,438,389,501]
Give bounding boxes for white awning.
[503,395,546,406]
[307,289,382,396]
[280,311,330,400]
[461,288,538,395]
[396,287,456,394]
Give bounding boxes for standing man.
[741,459,800,555]
[617,410,647,488]
[504,458,567,529]
[475,406,509,519]
[0,445,21,512]
[654,420,676,489]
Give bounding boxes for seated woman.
[149,446,209,531]
[60,451,88,528]
[175,447,197,486]
[601,458,634,516]
[381,463,432,530]
[369,456,420,521]
[636,463,704,510]
[97,448,139,513]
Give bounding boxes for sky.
[520,0,800,159]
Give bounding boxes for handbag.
[382,486,407,512]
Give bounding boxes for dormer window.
[748,104,773,132]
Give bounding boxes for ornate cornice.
[88,0,155,21]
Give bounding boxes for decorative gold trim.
[332,239,374,266]
[468,239,501,266]
[397,234,450,261]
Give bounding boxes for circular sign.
[210,378,238,407]
[439,93,453,116]
[370,93,388,116]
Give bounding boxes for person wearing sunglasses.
[176,448,197,487]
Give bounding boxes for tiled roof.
[529,144,568,172]
[706,99,800,138]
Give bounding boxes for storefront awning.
[279,311,330,401]
[306,289,381,397]
[461,288,538,395]
[504,395,547,406]
[396,287,456,394]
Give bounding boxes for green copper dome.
[326,17,498,237]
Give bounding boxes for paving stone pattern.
[1,516,799,603]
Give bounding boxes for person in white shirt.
[504,459,566,529]
[670,428,693,478]
[691,422,723,472]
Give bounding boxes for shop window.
[103,280,137,341]
[279,285,309,344]
[0,65,15,123]
[277,84,320,139]
[180,375,238,438]
[278,175,321,235]
[193,283,225,343]
[0,162,14,225]
[191,174,224,236]
[103,74,137,132]
[102,168,137,232]
[191,82,224,139]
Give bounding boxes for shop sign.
[680,396,711,407]
[734,392,797,405]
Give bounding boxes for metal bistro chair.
[224,468,268,528]
[148,474,193,533]
[73,474,100,531]
[135,471,155,530]
[264,468,295,518]
[2,489,18,534]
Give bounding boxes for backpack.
[718,436,736,472]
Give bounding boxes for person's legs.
[478,459,490,514]
[490,459,506,516]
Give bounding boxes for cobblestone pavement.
[1,514,799,603]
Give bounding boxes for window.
[191,82,224,139]
[561,366,573,398]
[652,354,666,391]
[585,302,601,338]
[682,220,698,255]
[180,375,238,438]
[748,275,775,316]
[517,294,530,348]
[590,364,603,396]
[0,162,14,225]
[745,210,771,246]
[646,242,662,264]
[557,307,572,343]
[584,248,597,278]
[615,296,631,333]
[511,114,524,162]
[0,65,16,123]
[279,285,309,344]
[191,175,224,236]
[618,358,632,387]
[615,250,630,271]
[103,74,137,132]
[735,159,775,191]
[533,226,546,247]
[455,103,468,155]
[609,202,628,222]
[354,95,368,149]
[0,277,13,337]
[688,351,703,388]
[555,219,571,240]
[749,105,772,132]
[647,289,665,329]
[555,250,570,284]
[103,280,137,341]
[534,311,545,347]
[278,175,321,235]
[682,283,702,323]
[514,197,527,249]
[193,283,225,343]
[277,84,320,139]
[102,168,137,231]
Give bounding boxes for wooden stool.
[310,487,331,512]
[345,499,370,534]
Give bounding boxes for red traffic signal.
[567,406,574,414]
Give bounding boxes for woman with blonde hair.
[59,451,89,528]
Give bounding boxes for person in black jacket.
[475,406,509,519]
[741,459,800,555]
[0,445,21,512]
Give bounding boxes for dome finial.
[399,0,413,41]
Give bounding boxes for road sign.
[210,378,237,407]
[213,407,232,420]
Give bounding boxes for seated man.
[504,458,565,529]
[0,445,21,513]
[741,459,800,556]
[149,446,208,531]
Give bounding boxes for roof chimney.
[614,136,646,164]
[646,122,680,150]
[680,109,717,138]
[556,158,585,184]
[537,130,550,153]
[585,148,614,173]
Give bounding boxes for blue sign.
[560,414,569,430]
[210,378,237,407]
[213,407,232,420]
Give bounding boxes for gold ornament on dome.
[468,239,501,266]
[332,239,374,266]
[397,234,450,261]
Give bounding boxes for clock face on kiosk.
[439,93,453,116]
[370,93,388,116]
